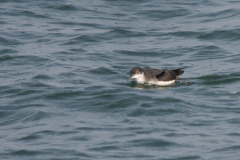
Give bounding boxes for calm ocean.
[1,0,240,159]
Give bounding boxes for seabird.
[128,67,184,86]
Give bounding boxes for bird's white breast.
[131,73,145,84]
[133,73,176,86]
[148,79,176,86]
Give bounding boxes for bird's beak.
[127,75,133,81]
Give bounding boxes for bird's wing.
[144,68,166,79]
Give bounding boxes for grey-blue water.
[1,0,240,159]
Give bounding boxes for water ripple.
[198,28,240,41]
[129,138,177,147]
[198,73,240,85]
[137,8,190,20]
[0,36,21,45]
[1,0,240,160]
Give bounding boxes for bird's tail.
[171,68,184,77]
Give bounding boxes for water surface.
[1,0,240,159]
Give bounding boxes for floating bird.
[128,67,184,86]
